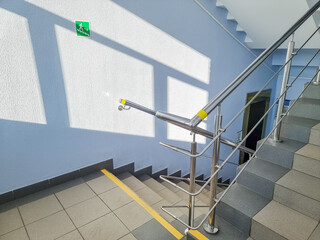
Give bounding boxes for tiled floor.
[0,171,173,240]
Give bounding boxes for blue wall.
[0,0,276,193]
[272,49,320,102]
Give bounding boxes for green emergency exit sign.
[75,21,90,37]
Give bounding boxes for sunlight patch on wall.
[0,9,46,124]
[56,26,155,137]
[167,77,208,144]
[26,0,211,84]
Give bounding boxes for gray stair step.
[280,116,319,143]
[288,98,320,121]
[236,158,289,199]
[251,201,318,240]
[293,143,320,178]
[310,123,320,146]
[274,170,320,220]
[256,137,305,168]
[173,214,248,240]
[302,83,320,100]
[216,183,269,235]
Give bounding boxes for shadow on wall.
[0,0,221,193]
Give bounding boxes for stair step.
[274,170,320,220]
[310,123,320,146]
[288,98,320,121]
[216,183,269,235]
[236,158,289,199]
[181,214,248,240]
[117,173,164,206]
[256,137,305,168]
[293,143,320,178]
[139,175,166,192]
[161,180,180,193]
[151,199,184,223]
[280,116,319,143]
[302,83,320,100]
[251,201,318,240]
[117,172,147,192]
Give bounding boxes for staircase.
[208,83,320,239]
[109,83,320,240]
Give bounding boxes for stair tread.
[139,175,166,192]
[172,214,248,240]
[282,115,319,128]
[117,172,147,192]
[218,183,269,217]
[296,144,320,161]
[260,137,305,152]
[242,158,289,182]
[295,98,320,105]
[276,170,320,202]
[253,201,318,240]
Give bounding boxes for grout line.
[16,207,31,240]
[53,193,81,239]
[101,169,184,239]
[83,181,132,235]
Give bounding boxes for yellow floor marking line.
[101,169,184,239]
[188,229,209,240]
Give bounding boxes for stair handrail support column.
[314,66,320,85]
[188,133,197,229]
[203,105,222,234]
[273,34,295,142]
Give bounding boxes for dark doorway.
[240,90,271,164]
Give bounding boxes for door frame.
[239,89,271,164]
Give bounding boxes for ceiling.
[218,0,320,49]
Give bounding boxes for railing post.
[313,66,320,85]
[188,133,197,228]
[273,34,295,142]
[203,105,222,234]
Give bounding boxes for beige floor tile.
[79,212,129,240]
[55,183,95,208]
[0,208,23,236]
[66,196,110,227]
[99,187,133,211]
[114,201,153,231]
[136,187,162,206]
[309,223,320,240]
[85,174,117,194]
[26,211,75,240]
[56,230,83,240]
[118,233,137,240]
[0,227,28,240]
[19,194,63,224]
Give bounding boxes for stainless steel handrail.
[160,49,320,198]
[161,66,320,230]
[189,1,320,128]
